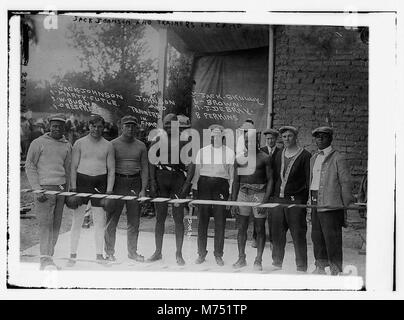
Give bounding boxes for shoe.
[253,259,263,271]
[312,266,326,275]
[269,264,282,271]
[215,256,224,266]
[195,255,206,264]
[128,253,145,262]
[330,265,341,276]
[96,254,108,264]
[297,270,307,274]
[251,239,257,248]
[105,254,116,262]
[40,260,60,270]
[147,252,162,262]
[232,257,247,269]
[176,254,186,266]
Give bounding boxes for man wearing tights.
[232,122,274,271]
[147,113,194,265]
[271,126,311,273]
[104,115,148,262]
[68,114,115,265]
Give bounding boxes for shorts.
[237,183,266,218]
[76,172,107,207]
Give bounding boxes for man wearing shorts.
[231,122,274,271]
[68,115,115,265]
[148,114,194,265]
[104,115,148,262]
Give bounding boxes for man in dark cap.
[271,125,311,273]
[103,115,149,262]
[147,113,194,265]
[310,126,354,275]
[25,113,72,270]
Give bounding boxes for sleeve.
[337,155,354,206]
[191,149,201,190]
[24,140,42,190]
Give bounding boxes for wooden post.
[267,25,275,129]
[157,28,168,127]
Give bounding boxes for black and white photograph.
[4,6,399,296]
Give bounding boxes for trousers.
[271,196,308,271]
[197,176,229,258]
[105,175,142,256]
[34,184,65,259]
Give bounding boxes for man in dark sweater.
[271,126,311,273]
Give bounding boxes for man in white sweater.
[25,113,72,270]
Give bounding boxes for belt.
[115,173,140,178]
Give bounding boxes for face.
[281,130,297,148]
[122,123,136,139]
[265,133,277,148]
[211,129,223,146]
[89,120,104,139]
[49,120,65,140]
[315,133,332,150]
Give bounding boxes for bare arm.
[140,143,149,194]
[263,155,274,203]
[191,150,201,191]
[70,141,81,190]
[63,143,72,190]
[106,142,115,193]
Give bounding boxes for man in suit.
[309,126,354,275]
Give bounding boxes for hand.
[192,189,198,200]
[138,190,146,198]
[37,193,48,203]
[230,205,239,218]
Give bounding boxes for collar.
[318,145,332,156]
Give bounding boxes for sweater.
[25,133,72,189]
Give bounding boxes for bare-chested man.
[68,115,115,265]
[231,122,274,271]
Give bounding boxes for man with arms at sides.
[271,126,311,273]
[68,115,115,265]
[25,113,72,270]
[104,115,148,262]
[192,124,235,266]
[251,128,282,249]
[147,113,194,265]
[231,122,274,271]
[310,126,354,275]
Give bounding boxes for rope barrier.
[21,188,367,211]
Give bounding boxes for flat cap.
[312,126,333,136]
[208,123,225,133]
[121,115,138,125]
[239,121,255,130]
[263,128,279,136]
[279,125,298,135]
[163,113,178,127]
[49,113,67,123]
[177,114,191,128]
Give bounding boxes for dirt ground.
[19,170,366,254]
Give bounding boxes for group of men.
[25,112,354,275]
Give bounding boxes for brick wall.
[272,25,368,191]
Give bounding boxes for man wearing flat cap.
[192,124,235,266]
[103,115,149,262]
[271,125,311,273]
[25,113,72,270]
[310,126,354,275]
